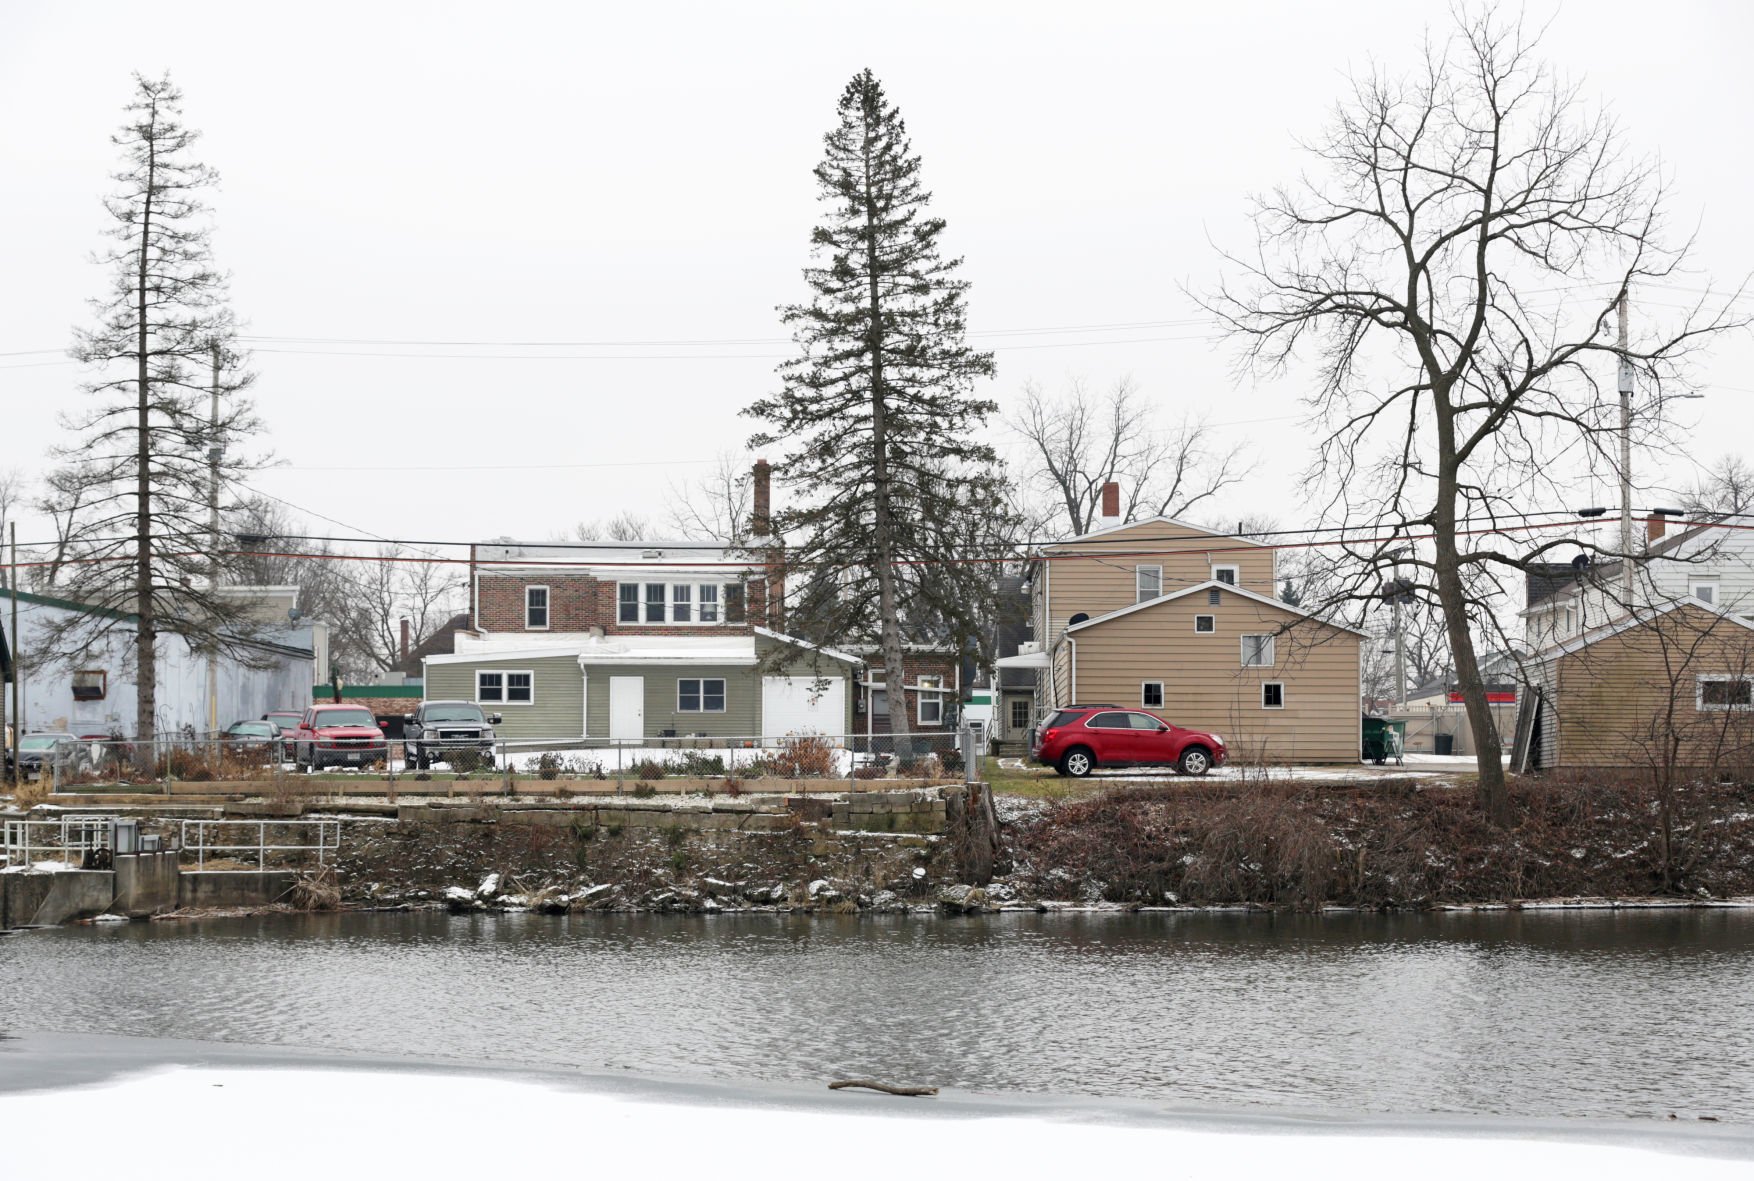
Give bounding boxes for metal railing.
[2,815,120,870]
[179,818,340,869]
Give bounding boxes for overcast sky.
[3,0,1750,553]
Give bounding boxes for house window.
[1241,634,1275,667]
[1194,615,1216,634]
[918,675,945,726]
[1142,681,1164,708]
[1207,589,1222,606]
[1212,565,1239,586]
[1135,565,1162,603]
[477,670,534,704]
[525,585,549,630]
[678,677,727,713]
[1262,682,1285,709]
[618,582,730,625]
[1009,699,1032,731]
[1691,579,1719,606]
[1697,676,1754,711]
[72,670,108,701]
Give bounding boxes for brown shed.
[1533,600,1754,771]
[1056,581,1363,764]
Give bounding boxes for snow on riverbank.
[0,1061,1744,1179]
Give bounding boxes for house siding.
[1544,605,1754,769]
[1066,589,1360,763]
[424,654,585,739]
[1038,520,1276,651]
[583,663,760,740]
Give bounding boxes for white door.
[762,676,847,746]
[609,676,644,743]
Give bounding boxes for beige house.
[1002,502,1365,764]
[1530,599,1754,771]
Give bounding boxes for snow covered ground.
[995,752,1494,783]
[0,1058,1743,1179]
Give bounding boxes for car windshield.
[232,722,274,736]
[313,708,376,728]
[20,736,63,751]
[423,705,486,723]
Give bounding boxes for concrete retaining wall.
[394,788,952,837]
[114,852,180,917]
[178,870,299,909]
[0,869,115,926]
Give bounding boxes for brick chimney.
[751,459,772,539]
[400,617,410,665]
[1099,480,1121,525]
[1647,515,1666,545]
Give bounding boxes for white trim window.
[1262,682,1285,709]
[1142,681,1165,708]
[1697,675,1753,712]
[1241,634,1275,667]
[677,677,727,713]
[1690,579,1720,606]
[618,582,729,625]
[1135,565,1163,603]
[1194,614,1216,634]
[478,670,534,704]
[1212,564,1240,586]
[1009,698,1032,731]
[918,674,946,726]
[525,585,550,630]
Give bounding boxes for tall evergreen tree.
[747,69,999,752]
[47,73,258,751]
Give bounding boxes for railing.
[179,818,340,869]
[2,815,120,870]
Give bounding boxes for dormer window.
[1212,564,1240,586]
[618,581,733,625]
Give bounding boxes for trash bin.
[1434,732,1455,756]
[1362,716,1408,765]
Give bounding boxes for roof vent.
[1068,612,1090,627]
[641,549,662,560]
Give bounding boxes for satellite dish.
[1068,612,1090,626]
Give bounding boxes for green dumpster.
[1361,716,1406,765]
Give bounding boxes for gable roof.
[1535,597,1754,659]
[1064,579,1367,636]
[1042,515,1270,551]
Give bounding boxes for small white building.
[0,587,315,739]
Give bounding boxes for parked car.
[288,705,388,771]
[5,732,94,780]
[223,719,287,762]
[1030,706,1227,777]
[263,709,304,739]
[402,700,501,770]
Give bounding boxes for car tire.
[1178,746,1212,776]
[1059,746,1095,778]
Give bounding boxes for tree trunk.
[133,118,158,767]
[1432,403,1508,825]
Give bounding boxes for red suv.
[1031,705,1226,778]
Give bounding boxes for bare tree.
[351,546,464,675]
[1206,11,1744,822]
[1012,377,1251,537]
[665,453,751,542]
[0,470,23,591]
[46,73,261,753]
[1683,455,1754,517]
[570,512,650,543]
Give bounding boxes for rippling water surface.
[3,909,1750,1118]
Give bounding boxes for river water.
[2,909,1750,1120]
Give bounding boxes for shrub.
[722,775,743,797]
[568,756,606,779]
[631,781,657,799]
[675,750,726,777]
[767,734,837,779]
[164,749,217,781]
[449,749,492,774]
[632,758,668,780]
[535,752,563,781]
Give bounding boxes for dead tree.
[1206,11,1743,823]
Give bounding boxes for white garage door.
[761,676,847,745]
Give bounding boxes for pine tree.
[46,73,258,752]
[747,69,999,754]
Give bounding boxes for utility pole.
[9,522,20,793]
[1393,593,1406,707]
[1618,290,1635,608]
[207,340,222,757]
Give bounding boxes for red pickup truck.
[290,704,388,771]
